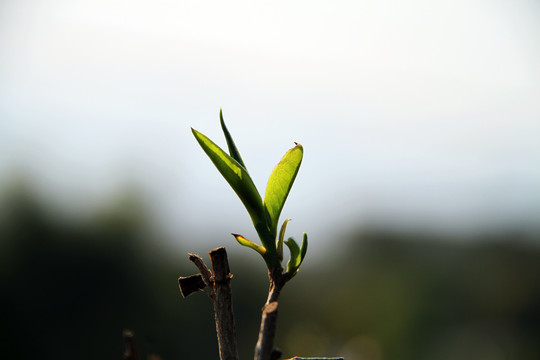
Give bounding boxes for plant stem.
[254,267,289,360]
[181,248,239,360]
[209,247,240,360]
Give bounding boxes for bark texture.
[178,247,239,360]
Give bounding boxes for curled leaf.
[232,233,266,255]
[284,237,301,275]
[300,232,308,262]
[277,218,291,261]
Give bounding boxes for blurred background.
[1,0,539,359]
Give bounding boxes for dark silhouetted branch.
[122,330,138,360]
[210,247,239,360]
[254,301,279,360]
[179,247,239,360]
[254,266,289,360]
[179,249,342,360]
[254,268,344,360]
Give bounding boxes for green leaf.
[232,233,266,255]
[285,237,301,275]
[300,232,308,262]
[264,143,303,236]
[277,218,291,261]
[192,128,265,228]
[219,109,246,169]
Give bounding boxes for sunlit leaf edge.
[219,109,246,169]
[191,128,265,227]
[263,144,303,236]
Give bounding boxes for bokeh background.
[1,1,539,359]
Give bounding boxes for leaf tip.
[232,233,266,255]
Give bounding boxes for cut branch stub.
[210,247,231,282]
[179,247,239,360]
[209,247,239,360]
[178,274,207,298]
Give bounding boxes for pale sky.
[1,0,539,252]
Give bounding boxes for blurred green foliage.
[1,181,539,359]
